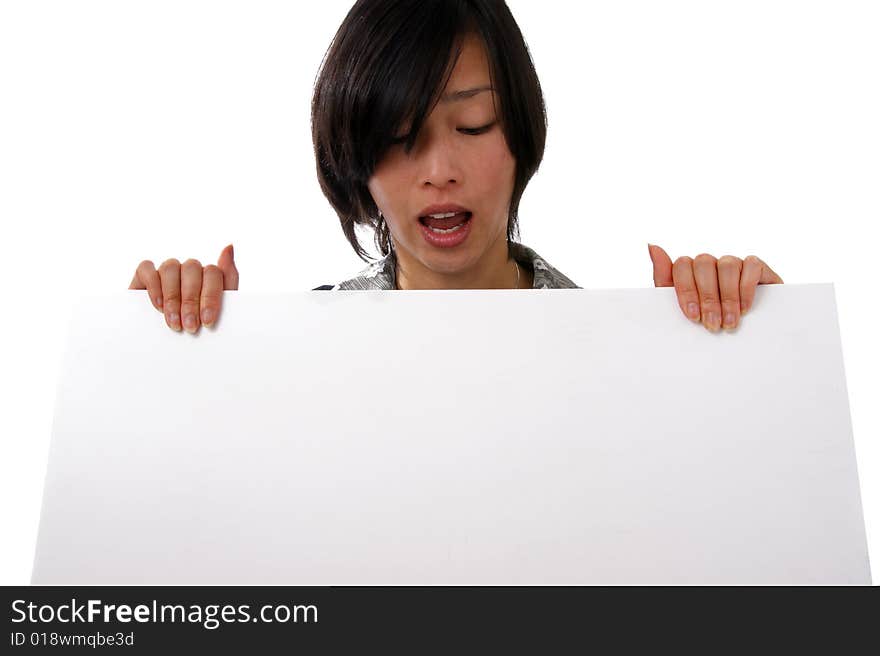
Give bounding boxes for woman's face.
[367,33,517,286]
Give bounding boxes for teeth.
[428,223,466,234]
[427,212,460,219]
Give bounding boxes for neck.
[393,234,527,290]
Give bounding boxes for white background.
[1,0,877,584]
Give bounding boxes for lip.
[417,203,472,219]
[418,213,472,249]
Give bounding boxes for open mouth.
[419,211,473,234]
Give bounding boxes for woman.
[129,0,783,332]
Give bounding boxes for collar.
[334,242,580,290]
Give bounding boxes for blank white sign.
[33,284,871,584]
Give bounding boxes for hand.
[128,244,239,333]
[647,244,784,332]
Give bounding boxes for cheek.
[475,139,516,205]
[369,154,411,205]
[366,173,388,208]
[368,171,410,238]
[367,172,398,219]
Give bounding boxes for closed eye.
[458,121,497,135]
[390,121,497,145]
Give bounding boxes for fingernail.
[741,303,749,316]
[183,314,197,333]
[706,312,720,331]
[169,312,181,331]
[687,303,700,321]
[201,308,214,325]
[724,312,736,328]
[155,296,163,308]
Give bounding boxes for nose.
[419,132,463,189]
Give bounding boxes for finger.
[217,243,239,290]
[671,256,701,323]
[693,253,721,332]
[648,243,674,287]
[129,268,145,289]
[130,260,164,312]
[180,259,204,333]
[200,265,224,327]
[158,259,182,331]
[739,255,783,314]
[756,256,784,285]
[717,255,744,330]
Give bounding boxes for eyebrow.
[440,85,494,103]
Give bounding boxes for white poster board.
[33,285,871,584]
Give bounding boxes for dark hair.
[311,0,547,262]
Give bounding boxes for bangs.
[332,1,480,180]
[365,10,478,158]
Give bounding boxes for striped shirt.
[313,242,580,291]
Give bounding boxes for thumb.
[648,243,674,287]
[217,243,239,290]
